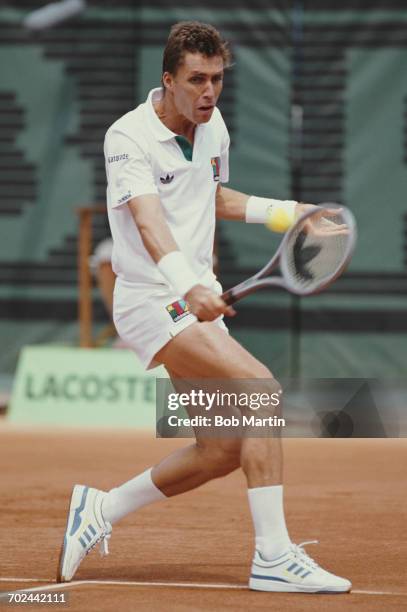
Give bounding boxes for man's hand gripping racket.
[222,203,357,305]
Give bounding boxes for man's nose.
[203,80,215,98]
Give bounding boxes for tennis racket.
[222,203,356,305]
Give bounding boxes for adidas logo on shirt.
[160,174,174,184]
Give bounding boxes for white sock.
[248,485,292,560]
[101,468,166,525]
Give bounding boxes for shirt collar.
[146,87,177,142]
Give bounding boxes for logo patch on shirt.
[211,157,221,181]
[160,173,174,184]
[166,299,190,323]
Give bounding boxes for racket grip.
[222,288,237,306]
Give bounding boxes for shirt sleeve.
[104,128,158,208]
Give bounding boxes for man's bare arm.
[215,185,249,221]
[215,184,313,222]
[128,194,178,262]
[127,194,235,319]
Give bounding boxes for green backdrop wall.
[0,1,406,377]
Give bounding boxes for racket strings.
[284,209,352,293]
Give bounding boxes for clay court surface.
[0,426,406,611]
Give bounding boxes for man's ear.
[162,71,173,93]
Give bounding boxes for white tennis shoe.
[249,540,351,593]
[57,485,112,582]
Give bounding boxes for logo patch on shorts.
[166,299,190,323]
[210,157,221,181]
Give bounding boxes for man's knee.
[198,440,241,478]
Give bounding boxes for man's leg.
[154,321,289,561]
[152,321,281,493]
[102,320,273,520]
[59,320,350,591]
[102,321,290,560]
[102,320,350,593]
[102,367,242,522]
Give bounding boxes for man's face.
[163,52,224,124]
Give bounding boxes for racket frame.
[222,203,357,305]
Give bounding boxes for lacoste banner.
[8,346,167,428]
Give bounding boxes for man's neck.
[154,94,196,144]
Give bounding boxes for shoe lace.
[98,528,111,557]
[291,540,320,570]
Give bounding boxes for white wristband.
[245,195,297,225]
[157,251,200,297]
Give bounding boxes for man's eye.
[213,75,223,83]
[190,76,203,83]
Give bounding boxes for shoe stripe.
[69,487,89,537]
[88,524,97,536]
[79,536,87,549]
[294,565,307,575]
[287,562,298,572]
[83,530,92,543]
[302,571,312,579]
[250,573,290,584]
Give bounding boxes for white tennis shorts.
[113,277,229,370]
[89,237,113,274]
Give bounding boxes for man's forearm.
[216,185,312,225]
[128,195,201,297]
[215,185,250,220]
[137,215,179,263]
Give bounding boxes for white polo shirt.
[104,87,230,287]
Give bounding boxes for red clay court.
[1,427,406,611]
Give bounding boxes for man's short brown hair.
[162,21,232,77]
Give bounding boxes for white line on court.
[1,578,406,597]
[352,589,407,596]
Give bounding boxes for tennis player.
[58,21,351,594]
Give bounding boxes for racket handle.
[222,288,237,306]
